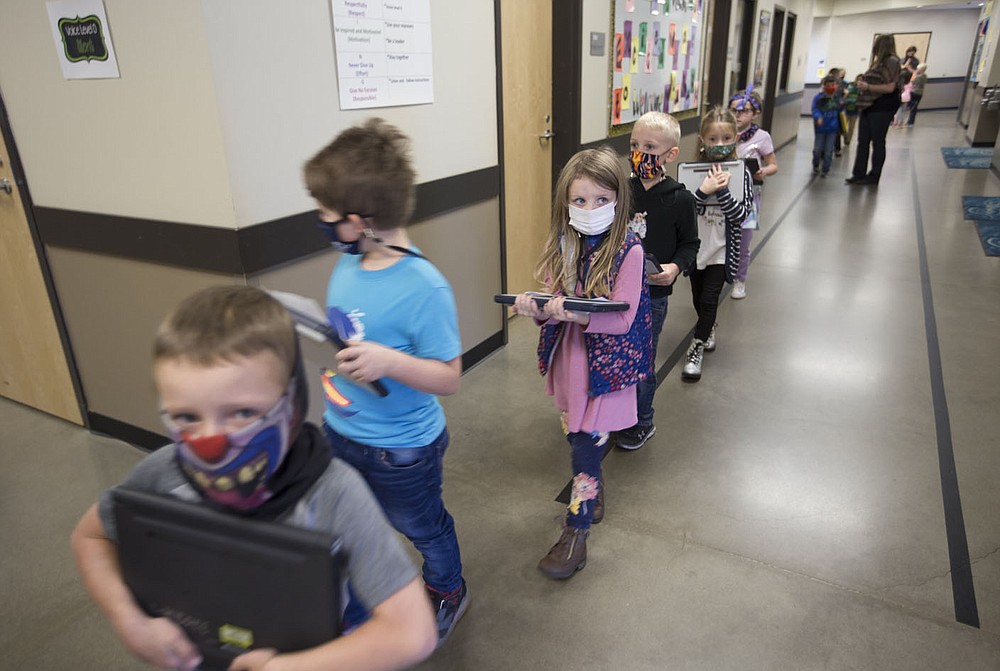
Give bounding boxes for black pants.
[907,94,923,126]
[852,107,896,182]
[689,264,725,342]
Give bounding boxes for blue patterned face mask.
[705,144,736,161]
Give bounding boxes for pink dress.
[543,244,644,434]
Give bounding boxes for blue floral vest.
[536,231,653,397]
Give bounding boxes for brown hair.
[872,34,898,68]
[304,118,416,231]
[536,147,632,298]
[154,285,296,380]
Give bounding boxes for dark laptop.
[112,488,344,670]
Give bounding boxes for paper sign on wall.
[331,0,434,110]
[46,0,119,80]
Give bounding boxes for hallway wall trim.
[34,166,500,276]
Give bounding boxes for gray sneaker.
[682,339,704,381]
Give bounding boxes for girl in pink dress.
[513,147,652,579]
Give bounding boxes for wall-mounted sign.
[46,0,120,80]
[331,0,434,110]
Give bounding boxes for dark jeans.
[566,431,605,530]
[852,107,895,181]
[907,94,923,125]
[813,132,837,174]
[324,424,463,623]
[635,294,668,427]
[689,264,726,342]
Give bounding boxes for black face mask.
[317,215,428,260]
[318,215,367,255]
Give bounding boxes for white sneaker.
[731,281,746,299]
[704,323,717,352]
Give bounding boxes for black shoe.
[812,165,820,175]
[427,580,469,647]
[845,175,865,185]
[617,423,656,451]
[821,172,828,178]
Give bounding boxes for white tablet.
[677,160,746,203]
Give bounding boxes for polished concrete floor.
[3,112,1000,670]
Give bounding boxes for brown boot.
[538,526,588,579]
[591,479,604,524]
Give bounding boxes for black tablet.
[114,489,344,669]
[494,293,629,312]
[644,253,662,274]
[744,158,763,185]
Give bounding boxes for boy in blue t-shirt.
[812,75,841,178]
[303,118,468,647]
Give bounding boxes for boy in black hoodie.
[617,111,700,450]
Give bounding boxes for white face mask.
[567,201,616,236]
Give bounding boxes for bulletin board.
[609,0,705,132]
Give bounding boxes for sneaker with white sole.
[616,423,656,451]
[704,324,717,352]
[682,339,704,381]
[731,281,746,299]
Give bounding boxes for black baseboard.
[87,330,507,449]
[88,412,169,452]
[461,330,505,373]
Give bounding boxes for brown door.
[0,118,82,424]
[500,0,552,296]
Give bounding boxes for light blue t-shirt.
[322,251,461,448]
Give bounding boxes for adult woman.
[846,35,901,186]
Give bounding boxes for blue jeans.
[323,425,463,623]
[813,132,837,174]
[566,431,606,530]
[635,295,668,427]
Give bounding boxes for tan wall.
[45,247,240,434]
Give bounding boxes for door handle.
[539,130,555,140]
[0,178,12,195]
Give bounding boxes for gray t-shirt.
[98,445,417,612]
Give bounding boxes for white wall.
[805,7,980,83]
[0,0,499,229]
[201,0,498,227]
[0,0,235,226]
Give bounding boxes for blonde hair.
[154,285,296,380]
[697,106,739,161]
[633,111,681,149]
[536,147,632,298]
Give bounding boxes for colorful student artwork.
[610,0,703,127]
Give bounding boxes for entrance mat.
[962,196,1000,221]
[974,221,1000,256]
[942,147,993,169]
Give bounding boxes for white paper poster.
[331,0,434,110]
[46,0,120,80]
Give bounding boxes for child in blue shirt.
[303,118,468,647]
[812,75,841,177]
